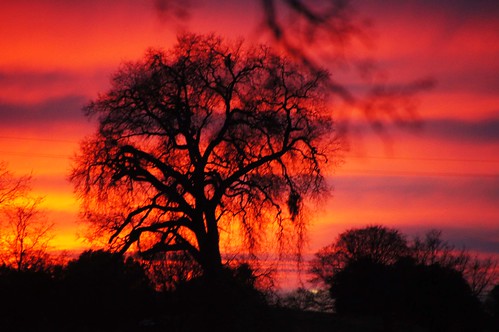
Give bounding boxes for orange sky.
[1,0,498,262]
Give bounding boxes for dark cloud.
[332,175,499,205]
[0,70,76,88]
[438,69,499,96]
[423,117,499,143]
[402,226,499,255]
[344,116,499,143]
[325,174,499,253]
[450,234,499,255]
[0,68,112,102]
[0,95,87,126]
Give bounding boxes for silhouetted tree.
[412,229,468,268]
[311,226,492,330]
[309,225,408,286]
[71,34,339,279]
[413,229,497,298]
[466,256,498,299]
[0,161,29,208]
[0,172,54,272]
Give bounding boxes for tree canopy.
[309,225,497,329]
[71,34,340,277]
[309,225,408,285]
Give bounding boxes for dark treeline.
[308,225,499,331]
[0,250,270,331]
[0,250,153,331]
[0,228,498,332]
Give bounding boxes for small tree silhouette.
[0,196,54,272]
[0,164,54,272]
[309,225,409,286]
[413,229,498,298]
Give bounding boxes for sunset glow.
[1,0,498,265]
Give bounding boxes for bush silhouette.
[330,258,397,316]
[164,263,270,331]
[330,257,484,331]
[61,250,154,327]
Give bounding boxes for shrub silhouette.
[401,260,484,331]
[165,263,270,331]
[61,250,154,327]
[486,285,499,329]
[330,258,396,316]
[330,257,484,331]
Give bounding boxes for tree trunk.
[201,242,223,280]
[199,210,224,280]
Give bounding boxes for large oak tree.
[71,34,339,277]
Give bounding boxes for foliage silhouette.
[0,248,495,331]
[399,261,484,331]
[309,225,409,286]
[71,33,339,279]
[412,229,498,298]
[163,263,271,331]
[62,250,154,327]
[310,226,495,331]
[486,285,499,329]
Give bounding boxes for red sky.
[1,0,498,262]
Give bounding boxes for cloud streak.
[424,117,499,143]
[0,95,87,127]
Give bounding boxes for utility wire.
[342,169,498,179]
[1,150,496,178]
[1,136,497,177]
[1,136,498,164]
[348,155,499,164]
[0,135,78,144]
[0,151,70,159]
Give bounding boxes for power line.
[3,135,498,164]
[341,169,499,179]
[0,135,77,144]
[0,151,70,159]
[348,155,499,164]
[1,150,496,178]
[1,136,497,178]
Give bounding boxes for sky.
[0,0,498,267]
